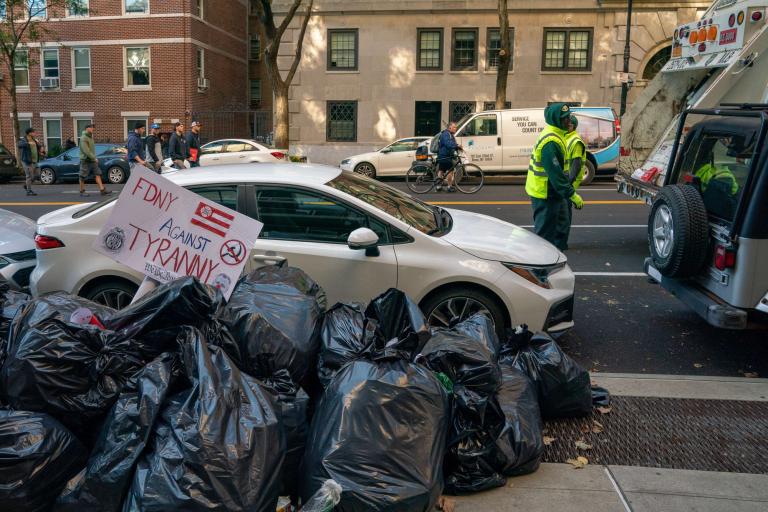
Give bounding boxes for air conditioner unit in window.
[40,77,60,89]
[197,77,209,90]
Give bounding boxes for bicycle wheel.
[406,164,436,194]
[455,163,484,193]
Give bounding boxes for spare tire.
[648,184,709,278]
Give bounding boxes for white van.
[449,107,621,184]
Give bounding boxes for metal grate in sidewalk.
[542,396,768,473]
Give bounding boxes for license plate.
[2,159,10,165]
[647,265,662,282]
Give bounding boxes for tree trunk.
[495,0,512,109]
[273,83,290,150]
[5,60,21,161]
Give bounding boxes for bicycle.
[406,150,484,194]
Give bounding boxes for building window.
[451,28,478,71]
[250,79,261,106]
[487,28,514,70]
[74,118,92,145]
[196,48,204,78]
[417,28,443,71]
[73,48,91,88]
[414,101,442,137]
[483,101,511,110]
[125,47,150,86]
[67,0,89,16]
[643,46,672,80]
[125,0,148,14]
[124,118,148,138]
[14,50,29,88]
[449,101,475,123]
[250,36,261,61]
[328,29,358,71]
[195,0,203,18]
[543,28,593,71]
[44,119,62,154]
[42,49,59,79]
[0,2,5,18]
[28,0,46,18]
[18,118,32,135]
[327,101,357,142]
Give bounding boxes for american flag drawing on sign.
[191,202,235,237]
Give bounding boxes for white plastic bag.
[301,480,342,512]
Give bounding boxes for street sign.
[93,165,263,299]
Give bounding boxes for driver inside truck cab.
[692,136,744,197]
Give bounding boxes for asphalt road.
[2,176,766,378]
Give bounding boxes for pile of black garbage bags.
[0,265,605,511]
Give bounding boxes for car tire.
[648,184,709,278]
[81,279,138,310]
[421,287,507,341]
[581,159,596,186]
[39,167,57,185]
[107,166,126,184]
[354,162,377,179]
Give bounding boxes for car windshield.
[326,172,443,235]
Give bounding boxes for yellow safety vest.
[564,132,587,190]
[695,163,739,195]
[526,126,567,199]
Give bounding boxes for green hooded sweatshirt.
[540,103,575,200]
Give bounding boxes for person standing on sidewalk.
[127,121,148,170]
[17,127,40,196]
[168,122,189,169]
[186,121,202,167]
[78,124,111,198]
[145,124,163,172]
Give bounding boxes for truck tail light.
[714,244,736,271]
[614,117,621,135]
[752,10,764,22]
[707,26,718,41]
[270,151,287,160]
[35,234,65,250]
[620,147,631,157]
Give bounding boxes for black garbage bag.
[365,288,430,350]
[450,312,500,361]
[504,328,592,419]
[218,264,326,391]
[55,352,183,512]
[493,364,544,477]
[592,386,611,407]
[0,293,164,440]
[301,357,450,512]
[0,410,88,512]
[123,327,285,512]
[317,303,376,387]
[0,284,30,377]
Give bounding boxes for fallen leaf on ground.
[566,456,589,469]
[575,439,593,450]
[580,424,590,434]
[592,420,604,434]
[596,406,612,415]
[543,436,557,446]
[693,363,704,368]
[437,497,456,512]
[743,372,759,378]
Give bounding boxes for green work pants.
[531,196,570,251]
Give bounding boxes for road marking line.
[431,200,644,205]
[521,224,646,228]
[574,272,646,277]
[605,467,634,512]
[0,202,82,206]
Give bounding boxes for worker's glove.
[571,193,584,210]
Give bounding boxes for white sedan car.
[30,165,575,334]
[340,137,430,178]
[198,139,288,166]
[0,208,37,290]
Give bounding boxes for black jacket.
[145,134,162,163]
[185,131,201,162]
[168,132,189,160]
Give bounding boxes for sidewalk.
[454,373,768,512]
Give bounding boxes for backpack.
[429,132,442,155]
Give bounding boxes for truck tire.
[581,159,596,186]
[648,184,709,278]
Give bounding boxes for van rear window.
[575,115,616,150]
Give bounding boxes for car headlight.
[503,262,566,289]
[340,159,351,166]
[0,256,9,270]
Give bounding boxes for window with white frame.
[124,118,148,138]
[196,48,204,78]
[125,47,150,86]
[74,118,92,145]
[17,118,32,136]
[14,50,29,88]
[28,0,46,18]
[42,48,60,79]
[73,48,91,88]
[44,119,62,153]
[68,0,89,16]
[125,0,148,14]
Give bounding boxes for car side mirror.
[380,147,392,154]
[347,227,380,256]
[61,154,70,161]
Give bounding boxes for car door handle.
[238,155,246,158]
[252,253,286,265]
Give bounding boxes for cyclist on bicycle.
[436,122,463,192]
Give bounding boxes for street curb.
[592,373,768,402]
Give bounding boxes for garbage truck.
[617,0,768,329]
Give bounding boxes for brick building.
[0,0,250,152]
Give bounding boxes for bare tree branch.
[285,0,313,86]
[275,0,305,47]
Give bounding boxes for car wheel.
[581,159,596,186]
[39,167,56,185]
[354,162,377,179]
[648,184,709,278]
[81,279,137,310]
[421,287,507,341]
[107,166,126,184]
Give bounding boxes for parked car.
[0,208,36,290]
[31,164,575,335]
[435,107,620,184]
[340,137,432,178]
[0,143,19,183]
[37,144,130,185]
[198,139,288,166]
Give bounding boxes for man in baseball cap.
[186,121,202,167]
[145,123,163,172]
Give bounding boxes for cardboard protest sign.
[93,165,263,299]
